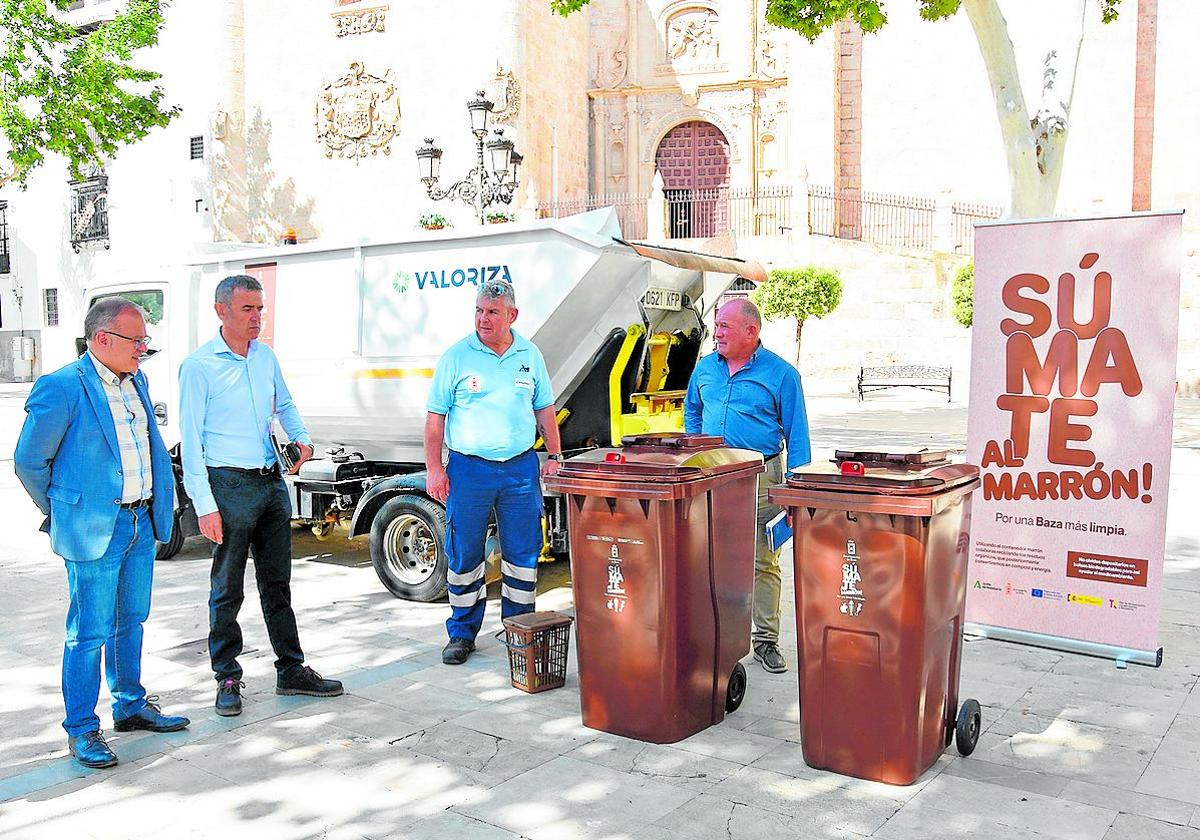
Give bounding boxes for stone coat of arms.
[316,62,400,160]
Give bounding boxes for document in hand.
[765,509,791,553]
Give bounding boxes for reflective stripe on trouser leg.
[444,451,500,642]
[495,451,543,621]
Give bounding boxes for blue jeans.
[62,507,154,736]
[445,450,542,642]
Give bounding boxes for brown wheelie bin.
[768,450,982,785]
[545,434,764,743]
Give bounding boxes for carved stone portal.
[332,4,387,37]
[316,62,400,161]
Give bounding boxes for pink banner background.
[966,213,1182,653]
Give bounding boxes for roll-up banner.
[965,212,1182,666]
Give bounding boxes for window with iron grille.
[190,135,204,160]
[69,175,110,252]
[44,289,60,327]
[0,201,10,275]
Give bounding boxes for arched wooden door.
[654,121,730,238]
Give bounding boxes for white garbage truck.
[52,209,764,600]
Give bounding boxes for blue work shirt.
[178,330,313,516]
[684,344,812,471]
[427,330,555,461]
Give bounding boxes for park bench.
[857,365,952,402]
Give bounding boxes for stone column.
[1131,0,1157,212]
[833,19,863,240]
[790,167,810,242]
[647,170,668,243]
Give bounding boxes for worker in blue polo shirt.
[685,297,811,674]
[425,278,563,665]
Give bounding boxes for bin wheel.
[955,698,981,756]
[725,663,747,713]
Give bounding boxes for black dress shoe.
[68,730,118,768]
[442,638,476,665]
[276,665,343,697]
[215,678,244,717]
[114,700,190,733]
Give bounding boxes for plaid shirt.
[88,352,152,503]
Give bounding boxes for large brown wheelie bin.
[545,433,764,744]
[768,450,982,785]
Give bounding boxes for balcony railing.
[70,175,110,252]
[951,200,1004,255]
[808,185,936,250]
[0,201,10,274]
[664,186,792,240]
[539,193,648,240]
[538,184,998,253]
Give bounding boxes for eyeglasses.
[483,281,513,297]
[105,330,152,349]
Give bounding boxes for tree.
[750,266,843,366]
[551,0,1123,218]
[951,261,973,327]
[0,0,178,188]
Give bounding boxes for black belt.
[120,498,152,510]
[211,464,281,477]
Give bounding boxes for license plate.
[643,287,682,311]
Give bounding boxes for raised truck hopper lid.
[786,450,980,496]
[555,433,764,482]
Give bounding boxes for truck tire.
[155,508,186,561]
[370,495,448,602]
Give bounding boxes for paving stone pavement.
[1,390,1198,839]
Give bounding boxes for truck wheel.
[370,495,448,602]
[155,509,185,561]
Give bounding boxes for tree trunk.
[962,0,1087,218]
[794,317,805,369]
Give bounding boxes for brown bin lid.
[502,610,573,632]
[557,433,762,482]
[787,450,979,495]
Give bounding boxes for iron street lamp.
[416,91,523,224]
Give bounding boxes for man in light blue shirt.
[179,274,342,716]
[685,298,811,674]
[425,279,563,665]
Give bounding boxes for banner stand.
[964,621,1163,669]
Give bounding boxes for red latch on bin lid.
[604,452,627,464]
[840,461,866,476]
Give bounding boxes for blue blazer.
[14,356,175,562]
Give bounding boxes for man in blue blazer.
[14,298,189,769]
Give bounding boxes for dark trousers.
[207,467,304,682]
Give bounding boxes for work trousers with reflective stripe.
[444,449,541,642]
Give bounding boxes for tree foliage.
[551,0,1122,30]
[762,0,1121,41]
[751,266,843,364]
[951,261,973,328]
[0,0,178,186]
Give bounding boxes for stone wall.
[520,0,591,205]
